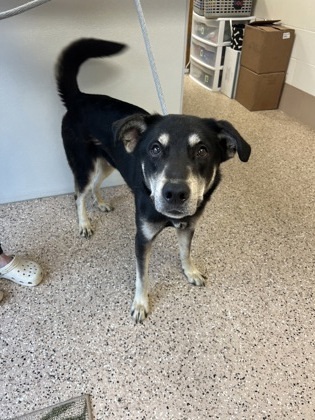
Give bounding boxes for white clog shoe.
[0,256,43,286]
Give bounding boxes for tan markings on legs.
[141,219,165,241]
[131,240,152,323]
[92,158,114,212]
[76,187,93,238]
[176,228,206,286]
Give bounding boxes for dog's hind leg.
[176,227,206,286]
[91,158,114,212]
[62,120,94,237]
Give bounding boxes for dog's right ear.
[113,114,163,153]
[113,114,148,153]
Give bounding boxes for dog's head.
[114,114,251,219]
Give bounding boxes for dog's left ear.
[216,120,251,162]
[113,114,162,153]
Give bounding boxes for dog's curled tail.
[56,38,126,109]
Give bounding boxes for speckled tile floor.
[1,77,315,419]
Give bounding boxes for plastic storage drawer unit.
[190,59,223,91]
[192,13,231,44]
[191,38,225,68]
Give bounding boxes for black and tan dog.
[56,38,251,322]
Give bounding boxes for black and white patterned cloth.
[231,24,245,50]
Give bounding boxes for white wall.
[254,0,315,96]
[0,0,189,204]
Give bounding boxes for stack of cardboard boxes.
[235,21,295,111]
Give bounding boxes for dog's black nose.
[162,182,190,205]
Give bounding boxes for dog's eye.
[150,143,162,157]
[196,145,208,158]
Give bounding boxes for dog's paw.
[185,267,206,287]
[79,224,94,238]
[97,201,113,213]
[131,298,149,323]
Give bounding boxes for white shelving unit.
[189,12,254,91]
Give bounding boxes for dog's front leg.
[176,227,206,286]
[131,232,152,323]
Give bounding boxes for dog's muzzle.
[154,181,192,218]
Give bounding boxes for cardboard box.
[240,22,295,74]
[221,47,241,99]
[235,66,285,111]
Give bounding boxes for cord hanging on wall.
[0,0,51,20]
[133,0,168,115]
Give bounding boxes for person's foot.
[0,253,13,269]
[0,290,4,302]
[0,256,43,286]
